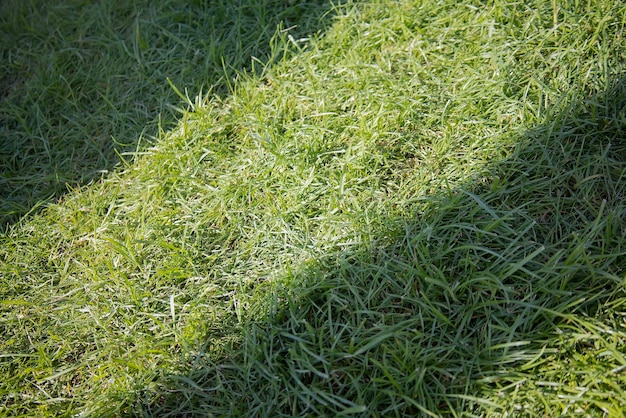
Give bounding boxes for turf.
[1,0,626,416]
[0,0,334,227]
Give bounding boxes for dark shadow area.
[142,73,626,415]
[0,0,340,230]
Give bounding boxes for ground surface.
[1,0,626,416]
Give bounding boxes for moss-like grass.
[1,0,626,416]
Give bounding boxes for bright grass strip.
[1,0,626,416]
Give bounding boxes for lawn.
[1,0,626,416]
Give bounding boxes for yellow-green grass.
[1,0,626,416]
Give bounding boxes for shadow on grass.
[0,0,339,230]
[142,75,626,415]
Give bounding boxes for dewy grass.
[1,0,626,416]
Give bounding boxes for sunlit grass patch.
[0,0,334,227]
[1,0,626,416]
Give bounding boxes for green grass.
[1,0,626,416]
[0,0,334,227]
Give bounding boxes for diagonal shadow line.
[0,0,341,230]
[143,73,626,415]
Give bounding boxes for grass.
[1,0,626,416]
[0,0,334,227]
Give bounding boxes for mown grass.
[2,0,626,416]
